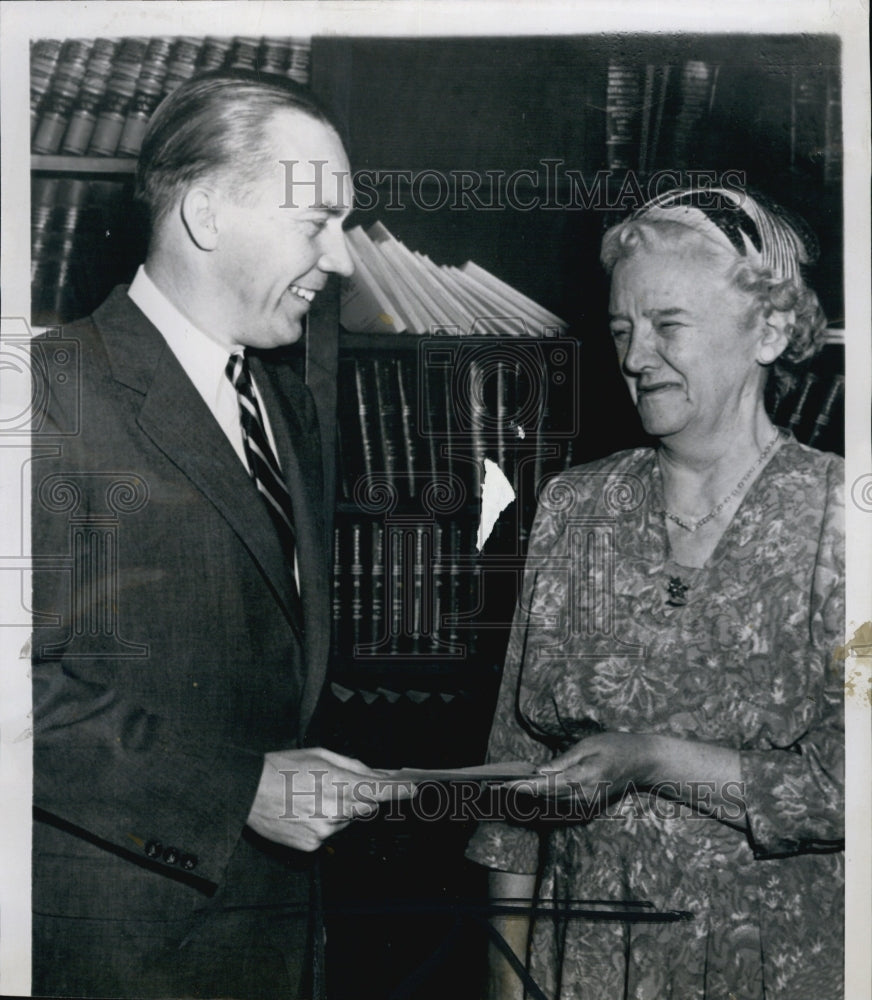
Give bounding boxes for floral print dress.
[466,437,845,999]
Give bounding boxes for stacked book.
[670,60,718,166]
[31,34,312,157]
[602,58,720,178]
[340,221,568,337]
[335,348,578,508]
[604,61,644,173]
[30,176,135,326]
[770,339,845,455]
[332,519,484,662]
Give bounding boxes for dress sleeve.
[740,456,845,858]
[465,499,565,874]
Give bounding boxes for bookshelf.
[29,32,845,999]
[32,155,135,174]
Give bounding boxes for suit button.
[144,840,162,859]
[162,846,179,865]
[180,853,198,871]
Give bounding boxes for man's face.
[212,109,354,349]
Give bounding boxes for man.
[31,70,401,999]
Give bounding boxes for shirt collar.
[127,265,243,410]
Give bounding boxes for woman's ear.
[757,309,794,365]
[180,186,219,251]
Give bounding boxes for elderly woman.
[466,187,844,999]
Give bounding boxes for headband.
[630,187,814,283]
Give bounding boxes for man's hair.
[135,69,339,231]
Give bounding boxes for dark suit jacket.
[31,287,331,999]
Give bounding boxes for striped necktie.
[225,352,302,614]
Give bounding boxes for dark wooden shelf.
[329,657,499,690]
[31,155,136,176]
[338,329,573,351]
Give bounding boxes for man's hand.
[247,747,415,852]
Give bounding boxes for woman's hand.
[529,732,660,808]
[513,732,746,824]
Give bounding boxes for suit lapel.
[252,354,330,737]
[93,289,303,641]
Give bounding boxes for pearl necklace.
[658,427,783,534]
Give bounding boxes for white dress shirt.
[127,265,279,469]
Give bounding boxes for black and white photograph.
[0,2,869,998]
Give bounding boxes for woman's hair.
[600,187,828,403]
[135,69,338,232]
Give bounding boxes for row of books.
[791,64,842,186]
[605,57,841,186]
[770,345,845,455]
[332,519,485,661]
[31,176,140,326]
[335,351,578,509]
[340,221,568,337]
[605,59,716,175]
[31,35,311,157]
[334,344,844,516]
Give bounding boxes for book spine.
[389,524,404,656]
[79,36,147,156]
[286,38,312,86]
[605,62,642,172]
[411,525,425,656]
[229,36,262,71]
[350,521,364,655]
[637,64,656,175]
[647,65,671,175]
[61,73,111,155]
[395,357,418,500]
[495,357,507,478]
[422,361,442,487]
[32,40,91,154]
[334,419,351,502]
[446,522,462,653]
[30,39,63,138]
[440,360,456,490]
[261,39,292,75]
[823,67,841,186]
[787,371,817,436]
[808,374,844,449]
[31,178,90,326]
[160,38,204,98]
[467,357,486,505]
[336,358,363,498]
[87,72,138,156]
[196,37,231,73]
[371,521,385,647]
[117,47,171,157]
[372,358,399,489]
[332,526,342,652]
[671,61,716,165]
[353,360,376,482]
[430,522,444,654]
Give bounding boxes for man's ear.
[180,187,219,251]
[757,309,794,366]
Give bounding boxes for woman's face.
[608,240,766,441]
